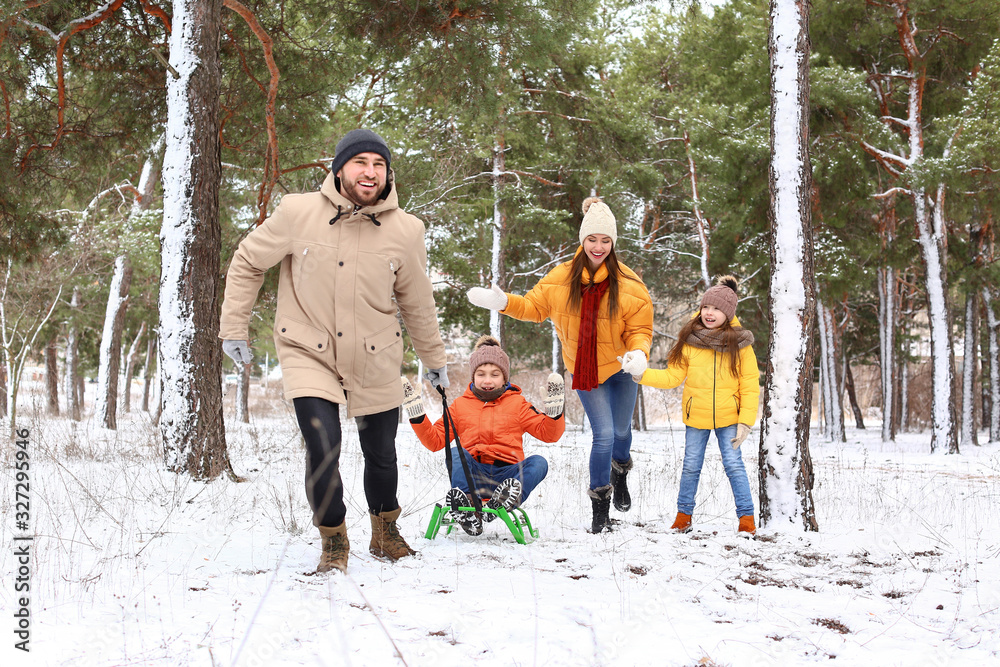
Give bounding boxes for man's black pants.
[293,397,400,528]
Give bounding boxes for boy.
[403,335,565,535]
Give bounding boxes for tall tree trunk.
[96,255,132,430]
[816,292,844,441]
[0,363,6,419]
[122,322,147,414]
[160,0,230,479]
[960,291,980,447]
[898,282,914,432]
[684,129,712,290]
[877,266,896,441]
[235,361,250,424]
[45,337,59,415]
[489,139,507,342]
[983,287,999,443]
[65,286,81,421]
[843,353,865,429]
[759,0,818,532]
[142,336,156,413]
[919,187,958,453]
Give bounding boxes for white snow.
[3,383,999,666]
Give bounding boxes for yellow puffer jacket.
[638,322,760,429]
[501,248,653,384]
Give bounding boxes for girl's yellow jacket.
[501,249,653,385]
[638,322,760,429]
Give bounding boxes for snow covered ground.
[2,386,998,666]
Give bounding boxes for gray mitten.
[222,339,253,365]
[543,372,565,418]
[401,377,425,420]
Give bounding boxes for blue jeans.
[575,370,639,490]
[449,448,548,503]
[678,424,754,518]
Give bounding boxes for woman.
[467,197,653,532]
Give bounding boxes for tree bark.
[65,286,81,421]
[758,0,818,532]
[159,0,230,479]
[960,291,979,447]
[45,336,59,415]
[96,255,132,430]
[983,287,999,443]
[816,292,844,442]
[489,139,507,342]
[122,322,147,414]
[877,266,896,441]
[843,353,865,429]
[235,361,250,424]
[142,336,156,413]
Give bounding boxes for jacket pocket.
[274,316,332,368]
[362,320,403,388]
[355,252,398,312]
[684,396,693,421]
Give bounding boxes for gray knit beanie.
[331,129,391,175]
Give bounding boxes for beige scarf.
[687,327,754,352]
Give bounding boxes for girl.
[635,276,760,537]
[467,197,653,533]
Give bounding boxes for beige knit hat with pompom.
[469,335,510,384]
[578,196,617,246]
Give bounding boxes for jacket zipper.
[712,350,718,430]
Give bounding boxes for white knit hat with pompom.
[578,196,617,246]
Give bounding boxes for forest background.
[2,0,999,469]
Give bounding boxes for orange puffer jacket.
[410,384,564,464]
[500,248,653,384]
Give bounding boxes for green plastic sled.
[424,502,539,545]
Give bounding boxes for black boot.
[588,485,613,533]
[610,458,633,512]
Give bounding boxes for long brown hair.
[667,314,745,377]
[568,247,638,319]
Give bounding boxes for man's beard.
[341,175,381,206]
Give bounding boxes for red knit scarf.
[572,280,609,391]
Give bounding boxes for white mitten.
[543,372,565,418]
[617,350,647,378]
[400,376,425,420]
[731,423,751,449]
[467,284,508,311]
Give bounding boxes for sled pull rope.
[436,385,483,513]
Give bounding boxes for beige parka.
[219,171,447,417]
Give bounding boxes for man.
[219,129,449,574]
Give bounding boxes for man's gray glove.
[730,423,752,449]
[543,372,565,418]
[400,377,425,420]
[467,284,508,311]
[423,366,449,390]
[222,340,253,365]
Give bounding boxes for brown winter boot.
[317,523,349,573]
[369,507,417,560]
[737,515,756,538]
[670,512,692,533]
